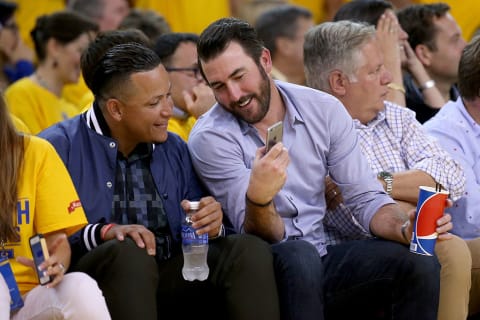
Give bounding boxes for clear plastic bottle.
[181,201,209,281]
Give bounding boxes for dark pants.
[72,234,280,320]
[71,238,159,320]
[272,240,324,320]
[272,238,441,320]
[156,234,280,320]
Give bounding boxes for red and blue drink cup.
[409,185,449,256]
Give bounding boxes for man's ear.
[414,44,433,67]
[105,99,123,121]
[260,47,273,74]
[328,70,348,97]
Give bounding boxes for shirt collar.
[118,142,153,162]
[85,101,112,137]
[450,85,460,101]
[276,81,305,127]
[353,103,387,129]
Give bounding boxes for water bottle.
[181,201,209,281]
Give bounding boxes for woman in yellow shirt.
[5,11,98,134]
[0,94,111,319]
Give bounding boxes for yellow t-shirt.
[168,115,196,141]
[10,114,31,134]
[3,136,87,294]
[134,0,230,34]
[5,77,80,134]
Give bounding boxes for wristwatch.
[378,171,394,195]
[419,80,435,92]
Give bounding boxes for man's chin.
[152,133,169,144]
[236,107,267,124]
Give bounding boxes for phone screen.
[29,235,51,285]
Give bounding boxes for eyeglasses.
[165,67,202,79]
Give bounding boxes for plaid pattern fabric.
[323,203,372,245]
[112,144,169,231]
[356,101,464,200]
[324,101,465,245]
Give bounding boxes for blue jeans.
[272,240,324,320]
[272,238,441,320]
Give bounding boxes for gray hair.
[304,21,376,92]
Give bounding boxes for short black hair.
[81,41,160,100]
[154,32,199,65]
[0,0,16,27]
[255,5,312,59]
[397,3,450,51]
[197,17,264,71]
[81,29,152,96]
[333,0,393,26]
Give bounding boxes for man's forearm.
[390,170,436,203]
[244,196,285,243]
[369,203,410,244]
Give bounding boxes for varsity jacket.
[39,107,205,262]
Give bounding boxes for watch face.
[378,171,393,180]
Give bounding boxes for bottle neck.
[185,213,194,225]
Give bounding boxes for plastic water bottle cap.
[189,201,200,211]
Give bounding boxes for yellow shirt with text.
[3,136,87,294]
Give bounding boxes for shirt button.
[109,142,116,148]
[106,181,112,188]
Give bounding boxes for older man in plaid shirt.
[304,20,475,320]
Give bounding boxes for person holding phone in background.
[189,17,452,319]
[0,94,110,319]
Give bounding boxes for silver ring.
[58,263,65,273]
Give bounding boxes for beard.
[223,64,271,124]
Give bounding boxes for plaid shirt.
[112,144,169,231]
[324,101,465,245]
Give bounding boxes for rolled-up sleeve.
[400,108,465,200]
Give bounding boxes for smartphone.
[29,234,52,285]
[265,121,283,153]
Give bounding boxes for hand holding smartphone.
[29,234,52,285]
[265,121,283,154]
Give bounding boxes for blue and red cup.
[409,186,449,256]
